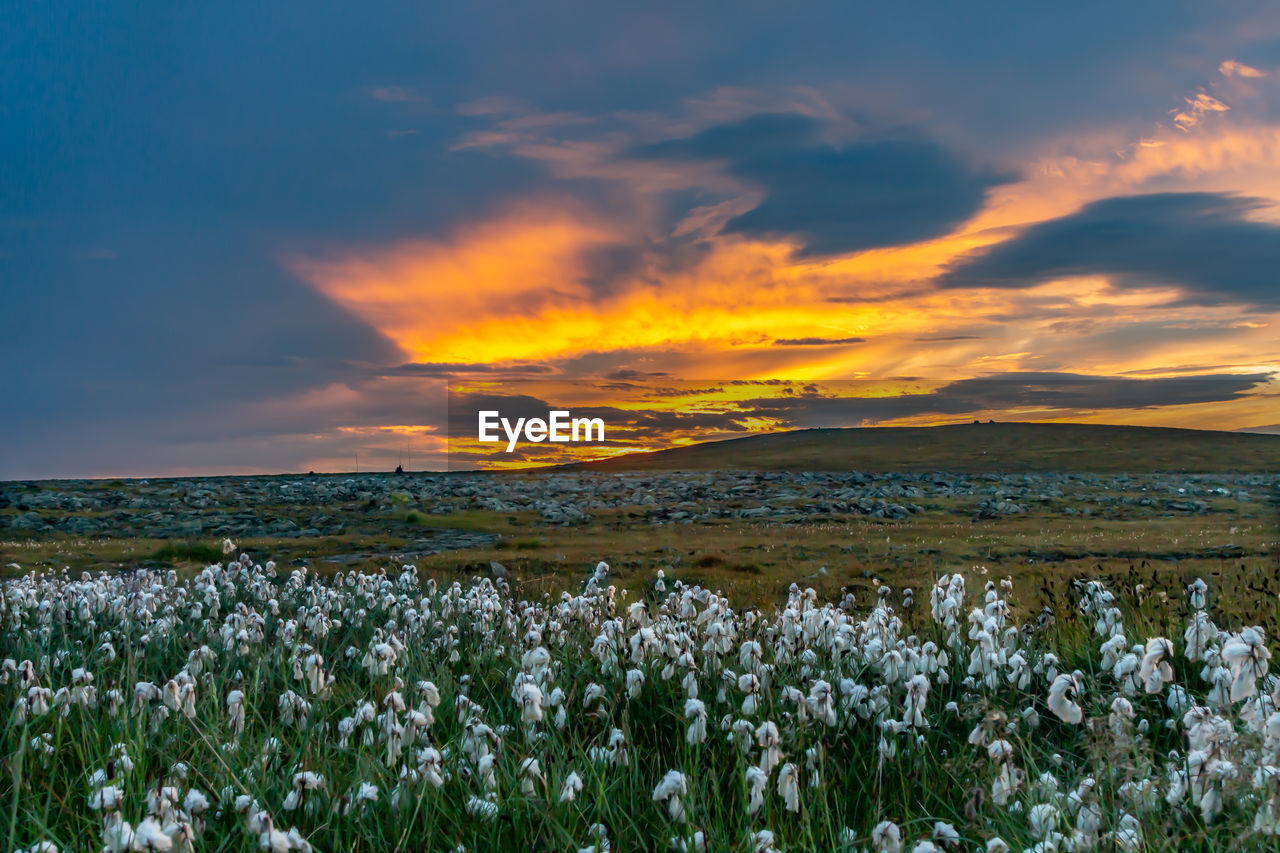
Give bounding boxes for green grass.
[151,540,223,564]
[493,538,545,551]
[402,509,520,532]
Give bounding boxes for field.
[2,425,1279,851]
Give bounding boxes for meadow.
[3,433,1278,851]
[3,543,1279,852]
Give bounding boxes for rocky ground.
[2,469,1272,540]
[1,469,1275,609]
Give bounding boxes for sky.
[4,1,1280,477]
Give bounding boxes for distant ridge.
[564,422,1280,473]
[1237,424,1280,436]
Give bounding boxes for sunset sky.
[4,1,1280,477]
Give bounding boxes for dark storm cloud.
[939,193,1280,308]
[575,236,713,299]
[932,372,1271,411]
[772,336,866,346]
[383,362,556,377]
[631,114,1015,256]
[447,393,556,436]
[730,373,1271,427]
[0,232,400,434]
[642,386,728,398]
[603,369,672,381]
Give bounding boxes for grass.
[493,538,545,551]
[152,541,224,565]
[5,493,1275,628]
[3,559,1278,851]
[404,509,528,531]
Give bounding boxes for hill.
[567,422,1280,473]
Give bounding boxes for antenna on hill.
[355,450,359,474]
[407,439,411,472]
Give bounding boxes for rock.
[12,511,48,531]
[974,499,1027,519]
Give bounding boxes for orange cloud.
[1219,60,1268,79]
[1172,92,1230,130]
[293,187,1280,384]
[292,202,619,363]
[297,209,1030,377]
[290,74,1280,459]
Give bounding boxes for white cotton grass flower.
[684,698,708,745]
[745,765,768,816]
[739,673,761,715]
[668,831,706,853]
[1221,627,1271,701]
[808,679,836,726]
[226,689,245,736]
[1187,578,1208,610]
[776,762,800,813]
[931,821,959,845]
[1138,637,1176,694]
[578,823,611,853]
[1047,671,1084,724]
[133,816,172,851]
[626,668,645,699]
[520,757,544,795]
[652,770,688,820]
[89,784,125,812]
[1183,611,1218,663]
[755,721,781,775]
[560,771,584,803]
[145,784,180,819]
[419,748,446,789]
[584,682,607,711]
[991,762,1023,806]
[1113,812,1142,851]
[362,641,399,678]
[871,820,902,853]
[303,653,331,696]
[282,771,325,811]
[1028,802,1060,839]
[753,829,780,853]
[1109,695,1135,739]
[1256,799,1280,835]
[903,674,930,727]
[986,738,1013,761]
[517,682,544,724]
[466,795,498,820]
[102,819,136,853]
